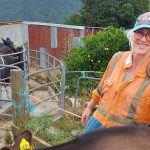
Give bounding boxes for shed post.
[40,47,46,68]
[0,70,2,108]
[10,69,25,124]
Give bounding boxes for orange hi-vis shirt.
[92,51,150,127]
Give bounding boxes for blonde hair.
[127,29,150,77]
[127,29,135,51]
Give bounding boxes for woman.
[82,12,150,132]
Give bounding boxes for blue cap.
[133,12,150,31]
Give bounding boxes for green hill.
[0,0,83,23]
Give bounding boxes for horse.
[0,37,24,83]
[1,125,150,150]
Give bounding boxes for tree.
[80,0,120,27]
[65,0,149,29]
[64,26,129,95]
[117,3,135,27]
[64,13,82,25]
[64,26,129,72]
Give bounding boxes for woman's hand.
[81,99,97,126]
[82,107,92,125]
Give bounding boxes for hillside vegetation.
[0,0,82,23]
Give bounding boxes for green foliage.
[64,13,82,25]
[80,0,120,27]
[0,0,82,23]
[49,117,83,145]
[64,26,129,96]
[65,71,102,97]
[18,115,83,146]
[4,129,13,145]
[65,26,129,72]
[117,3,135,28]
[47,131,68,145]
[19,114,53,131]
[66,0,149,28]
[148,3,150,10]
[54,117,82,131]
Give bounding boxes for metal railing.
[0,48,28,116]
[28,48,65,120]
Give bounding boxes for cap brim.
[133,24,150,31]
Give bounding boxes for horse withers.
[1,125,150,150]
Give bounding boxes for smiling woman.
[132,29,150,56]
[81,12,150,132]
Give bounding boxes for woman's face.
[132,28,150,56]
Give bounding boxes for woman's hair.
[127,28,150,77]
[127,29,135,51]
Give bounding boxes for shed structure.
[0,20,103,59]
[23,21,103,59]
[0,20,28,46]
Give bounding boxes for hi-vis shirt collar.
[123,51,150,78]
[124,52,133,68]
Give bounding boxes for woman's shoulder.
[109,51,130,67]
[113,51,130,57]
[111,51,130,61]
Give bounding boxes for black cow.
[1,126,150,150]
[2,37,16,52]
[0,37,24,83]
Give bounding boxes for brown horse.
[1,125,150,150]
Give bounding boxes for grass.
[16,114,84,146]
[4,129,13,145]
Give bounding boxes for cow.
[2,37,16,52]
[0,130,32,150]
[0,37,24,104]
[1,125,150,150]
[0,37,24,83]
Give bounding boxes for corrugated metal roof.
[23,21,85,30]
[85,26,105,30]
[0,20,23,26]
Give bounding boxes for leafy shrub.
[18,115,83,146]
[64,26,129,96]
[65,71,102,97]
[64,26,129,72]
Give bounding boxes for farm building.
[0,20,28,47]
[0,20,104,117]
[0,20,103,60]
[0,20,104,147]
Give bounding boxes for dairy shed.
[0,20,103,59]
[23,21,103,59]
[0,20,28,46]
